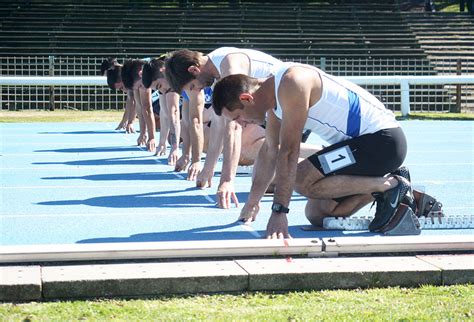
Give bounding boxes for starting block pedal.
[380,204,421,236]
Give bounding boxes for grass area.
[0,110,123,123]
[439,4,462,12]
[396,112,474,120]
[1,110,473,123]
[1,285,472,321]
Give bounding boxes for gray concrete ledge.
[42,261,248,299]
[0,266,42,301]
[417,254,474,285]
[237,256,442,291]
[1,255,473,302]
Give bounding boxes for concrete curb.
[237,256,442,291]
[1,254,473,302]
[0,266,42,301]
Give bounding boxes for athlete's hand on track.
[217,181,239,209]
[187,161,202,181]
[126,123,135,134]
[196,166,213,189]
[137,133,147,147]
[147,138,156,153]
[168,148,179,166]
[115,120,127,131]
[239,202,260,223]
[155,144,167,156]
[175,156,189,172]
[266,213,291,239]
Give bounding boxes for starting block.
[236,165,254,175]
[323,214,474,231]
[380,204,421,236]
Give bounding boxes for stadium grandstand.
[1,0,473,111]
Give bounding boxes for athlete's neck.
[255,77,276,112]
[202,56,220,80]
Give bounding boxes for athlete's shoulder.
[209,47,238,56]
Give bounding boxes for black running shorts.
[308,127,407,177]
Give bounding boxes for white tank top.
[273,62,399,144]
[208,47,282,80]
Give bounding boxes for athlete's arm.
[239,111,280,223]
[116,106,129,131]
[165,91,181,165]
[156,94,169,156]
[187,90,205,181]
[125,90,136,133]
[134,89,147,146]
[197,109,224,189]
[266,70,311,239]
[175,99,191,172]
[214,53,251,208]
[139,88,156,152]
[217,118,242,208]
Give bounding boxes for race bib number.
[317,145,355,175]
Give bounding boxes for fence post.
[453,59,462,113]
[400,80,410,117]
[320,57,326,71]
[48,55,55,111]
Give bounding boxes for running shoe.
[369,175,412,232]
[391,166,416,213]
[392,166,411,182]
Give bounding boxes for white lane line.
[5,181,474,189]
[1,150,472,157]
[1,209,231,219]
[0,166,160,171]
[239,222,262,238]
[124,134,266,237]
[1,142,122,146]
[406,163,473,166]
[0,184,200,189]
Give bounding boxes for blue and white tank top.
[273,62,399,144]
[182,87,213,105]
[151,90,160,104]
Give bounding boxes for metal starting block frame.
[323,214,474,231]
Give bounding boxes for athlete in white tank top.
[208,47,282,82]
[273,62,399,144]
[211,62,411,238]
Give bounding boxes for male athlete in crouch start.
[212,62,426,239]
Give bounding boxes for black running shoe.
[391,166,416,213]
[369,175,412,232]
[392,166,411,182]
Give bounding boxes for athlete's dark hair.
[212,74,259,116]
[100,57,122,90]
[165,49,203,92]
[142,56,167,89]
[100,57,118,75]
[121,59,146,90]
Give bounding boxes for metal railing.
[1,56,473,112]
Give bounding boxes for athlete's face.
[150,78,172,94]
[221,97,265,128]
[133,78,145,90]
[186,73,214,92]
[113,82,126,93]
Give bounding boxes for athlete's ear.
[187,65,201,75]
[239,93,254,102]
[138,69,143,78]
